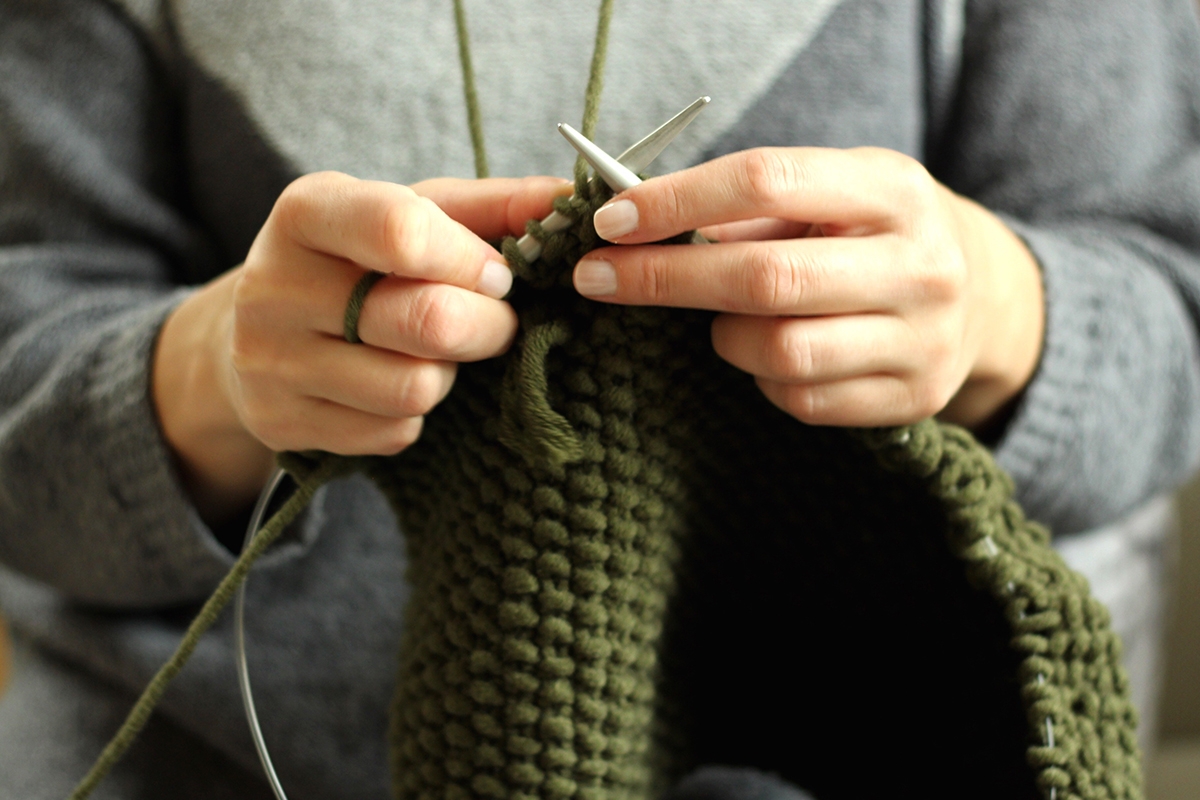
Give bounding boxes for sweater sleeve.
[933,0,1200,534]
[0,0,241,606]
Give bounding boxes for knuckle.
[923,338,956,378]
[274,171,338,230]
[412,288,472,356]
[740,148,802,208]
[637,250,675,305]
[229,331,291,388]
[508,177,539,232]
[924,313,963,365]
[381,191,432,267]
[274,174,314,214]
[888,151,938,209]
[853,147,938,216]
[770,326,818,381]
[227,327,257,377]
[228,320,275,381]
[908,379,953,420]
[657,177,689,229]
[230,268,274,324]
[241,402,292,452]
[381,417,424,455]
[896,153,933,192]
[271,188,308,236]
[742,247,810,312]
[394,366,448,417]
[780,384,821,423]
[911,240,968,304]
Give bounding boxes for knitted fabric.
[66,176,1145,800]
[65,171,1145,800]
[278,176,1141,800]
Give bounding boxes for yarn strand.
[452,0,489,179]
[66,458,342,800]
[344,270,386,343]
[574,0,615,186]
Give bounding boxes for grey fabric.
[943,0,1200,534]
[0,632,273,800]
[158,0,846,183]
[0,0,1198,797]
[0,0,228,606]
[0,473,408,800]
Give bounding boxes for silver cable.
[236,467,291,800]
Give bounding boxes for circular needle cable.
[236,467,291,800]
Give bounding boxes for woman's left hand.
[572,146,1044,430]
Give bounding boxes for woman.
[1,0,1197,796]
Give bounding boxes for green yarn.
[452,0,613,185]
[371,185,1143,800]
[453,0,488,179]
[496,316,586,468]
[66,455,350,800]
[69,180,1145,800]
[574,0,615,186]
[344,270,386,344]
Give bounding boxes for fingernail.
[574,259,617,296]
[478,260,513,299]
[593,199,638,240]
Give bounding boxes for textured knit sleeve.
[0,0,247,606]
[933,0,1200,534]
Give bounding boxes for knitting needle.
[617,95,710,174]
[516,96,710,262]
[558,123,641,191]
[559,122,709,245]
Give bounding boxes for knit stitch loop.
[498,316,584,469]
[494,177,630,470]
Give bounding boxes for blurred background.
[1078,6,1200,798]
[1149,475,1200,800]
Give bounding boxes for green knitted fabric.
[287,175,1140,800]
[68,178,1145,800]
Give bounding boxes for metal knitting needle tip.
[515,97,711,263]
[558,123,642,193]
[615,96,710,174]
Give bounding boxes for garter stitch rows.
[70,179,1147,800]
[349,175,1143,800]
[67,2,1144,799]
[256,172,1147,800]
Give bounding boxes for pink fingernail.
[478,260,513,299]
[574,259,617,296]
[593,200,638,240]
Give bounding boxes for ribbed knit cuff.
[89,290,236,598]
[989,218,1198,535]
[92,290,328,582]
[987,219,1090,532]
[7,290,325,606]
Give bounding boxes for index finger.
[271,171,505,292]
[592,147,921,245]
[412,176,575,240]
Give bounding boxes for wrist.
[153,268,275,525]
[940,195,1045,431]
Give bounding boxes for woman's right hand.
[153,171,568,524]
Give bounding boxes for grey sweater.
[1,0,1198,797]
